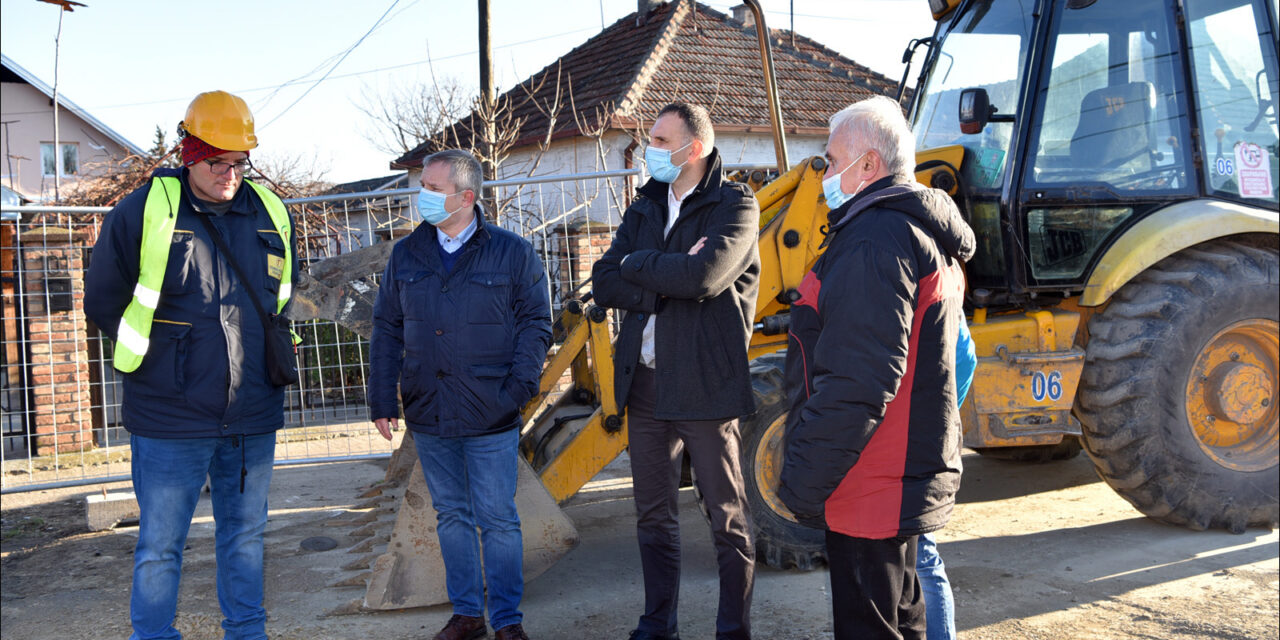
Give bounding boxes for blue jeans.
[129,433,276,640]
[413,428,523,630]
[916,533,955,640]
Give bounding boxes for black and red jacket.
[778,178,975,539]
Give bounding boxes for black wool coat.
[593,149,761,421]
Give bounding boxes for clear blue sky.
[0,0,935,183]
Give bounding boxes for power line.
[282,24,598,89]
[65,25,600,115]
[253,0,424,112]
[258,0,402,130]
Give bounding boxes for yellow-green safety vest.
[112,176,294,372]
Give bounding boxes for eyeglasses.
[203,158,253,175]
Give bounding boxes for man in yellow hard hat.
[85,90,297,640]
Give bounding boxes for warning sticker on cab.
[1234,142,1274,199]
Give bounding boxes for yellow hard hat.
[178,90,258,151]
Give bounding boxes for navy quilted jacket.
[367,212,551,437]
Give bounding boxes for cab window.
[1026,0,1192,194]
[1021,0,1195,284]
[1185,0,1279,203]
[910,0,1032,289]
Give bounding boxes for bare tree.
[54,153,150,207]
[348,59,648,249]
[57,132,180,208]
[249,152,333,200]
[469,90,524,183]
[574,97,637,216]
[56,146,330,208]
[354,77,473,156]
[478,65,575,234]
[510,63,567,180]
[353,71,538,228]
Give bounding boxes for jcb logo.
[1104,96,1126,116]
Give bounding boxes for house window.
[40,143,78,177]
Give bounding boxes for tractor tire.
[1076,239,1279,533]
[974,436,1083,463]
[736,353,826,570]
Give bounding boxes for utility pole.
[38,0,87,201]
[52,7,64,201]
[477,0,497,216]
[2,120,18,192]
[478,0,494,108]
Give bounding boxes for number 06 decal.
[1031,371,1064,402]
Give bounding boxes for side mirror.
[959,88,991,135]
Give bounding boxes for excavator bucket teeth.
[360,451,580,610]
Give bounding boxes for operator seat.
[1070,81,1158,172]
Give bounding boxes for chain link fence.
[0,164,770,493]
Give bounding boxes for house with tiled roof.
[392,0,899,226]
[313,173,413,250]
[1,53,145,202]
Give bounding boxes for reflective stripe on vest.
[112,177,293,372]
[244,179,293,314]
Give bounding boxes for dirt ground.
[2,451,1277,640]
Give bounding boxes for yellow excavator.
[294,0,1278,610]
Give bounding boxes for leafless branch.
[353,77,472,156]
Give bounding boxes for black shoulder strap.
[194,213,275,331]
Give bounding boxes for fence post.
[557,220,615,302]
[20,224,94,454]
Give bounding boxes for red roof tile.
[393,1,900,169]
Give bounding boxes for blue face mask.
[644,141,693,183]
[821,150,870,211]
[417,188,463,225]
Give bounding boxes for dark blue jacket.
[84,168,297,438]
[367,211,552,437]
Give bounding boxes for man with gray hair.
[778,96,975,639]
[368,149,552,640]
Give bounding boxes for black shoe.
[629,631,680,640]
[496,623,531,640]
[434,614,487,640]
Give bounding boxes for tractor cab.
[899,0,1278,532]
[908,0,1278,306]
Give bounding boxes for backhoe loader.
[293,0,1278,610]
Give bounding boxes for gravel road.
[2,451,1276,639]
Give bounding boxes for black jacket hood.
[829,179,976,263]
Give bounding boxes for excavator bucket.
[289,242,579,611]
[329,436,580,611]
[362,439,580,609]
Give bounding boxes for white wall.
[402,130,829,231]
[716,132,827,167]
[0,81,134,201]
[494,131,635,231]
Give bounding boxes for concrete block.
[85,492,140,531]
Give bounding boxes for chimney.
[638,0,662,18]
[731,3,754,27]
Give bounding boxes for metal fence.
[0,164,771,493]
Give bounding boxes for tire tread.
[1076,240,1279,530]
